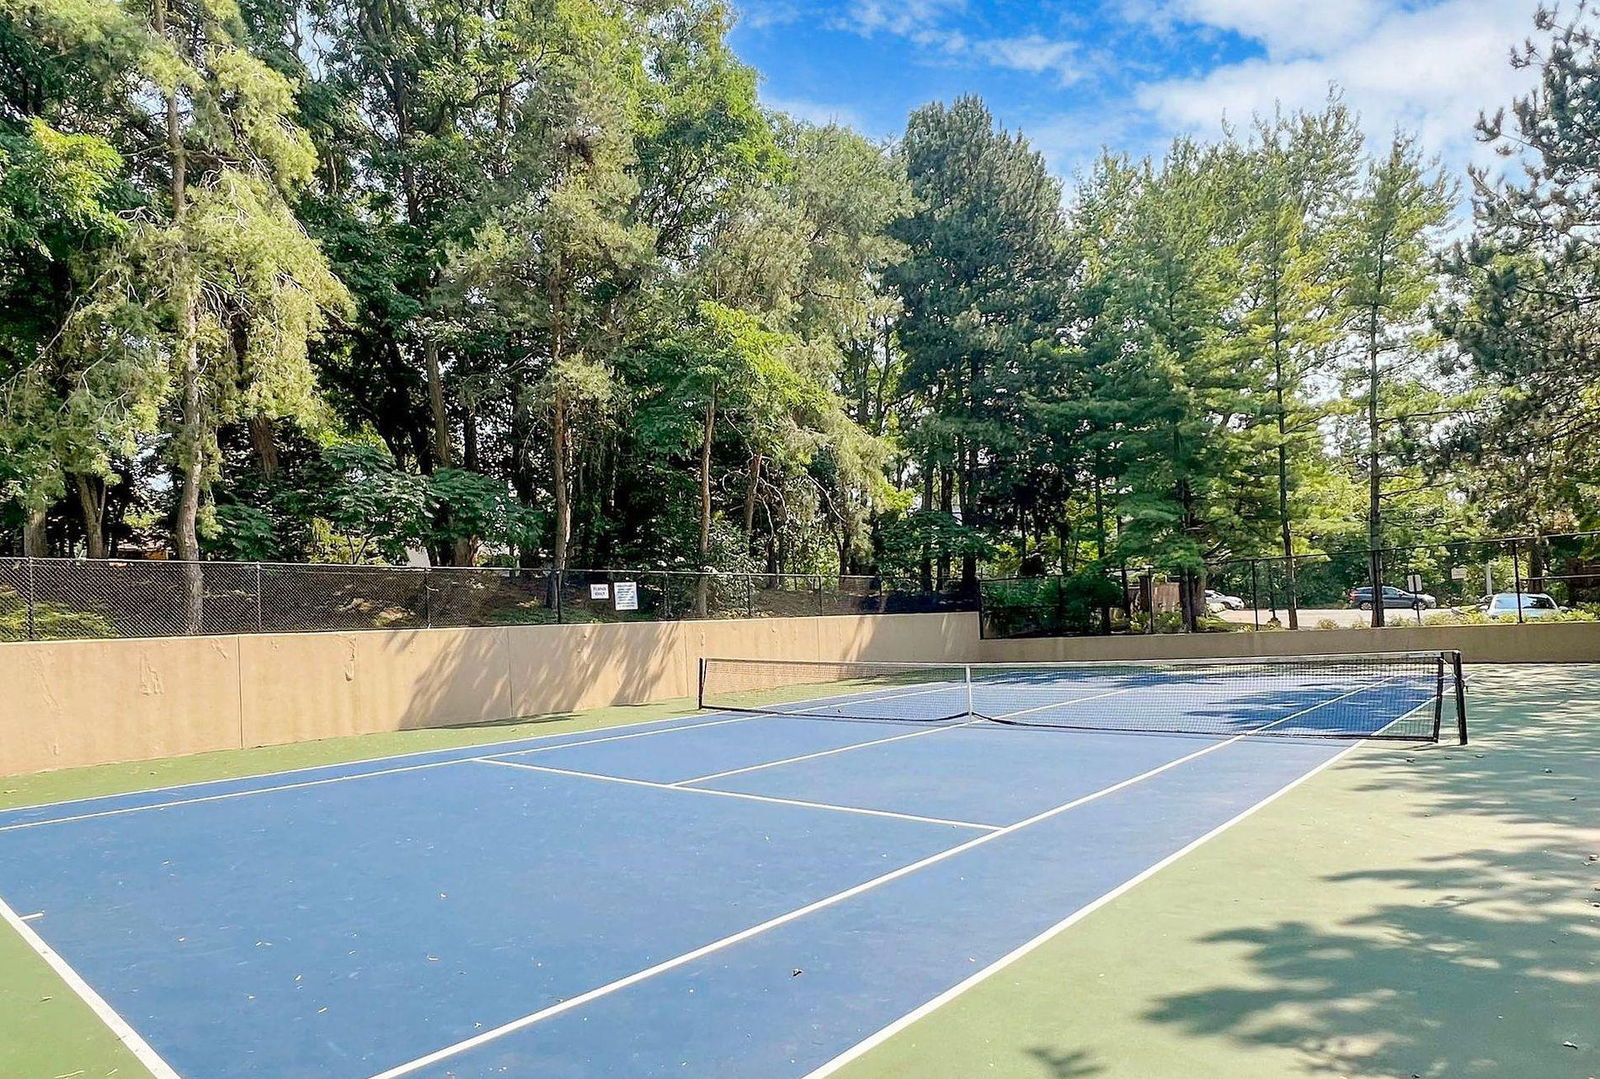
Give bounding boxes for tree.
[1439,3,1600,535]
[889,96,1074,587]
[1092,143,1272,630]
[1229,104,1361,627]
[1337,134,1454,626]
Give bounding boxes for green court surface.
[3,668,1597,1079]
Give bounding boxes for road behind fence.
[980,531,1600,640]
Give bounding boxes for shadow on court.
[1025,1047,1105,1077]
[1141,666,1600,1077]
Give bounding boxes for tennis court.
[0,651,1483,1079]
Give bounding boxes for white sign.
[1450,567,1468,581]
[1406,572,1423,593]
[613,581,639,611]
[589,583,611,600]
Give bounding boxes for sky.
[728,0,1547,193]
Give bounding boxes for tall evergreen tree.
[888,96,1074,587]
[1337,134,1454,625]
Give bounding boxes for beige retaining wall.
[976,620,1600,665]
[5,613,1595,777]
[0,612,981,777]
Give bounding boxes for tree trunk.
[156,0,201,631]
[175,326,206,634]
[959,439,978,588]
[1274,344,1299,630]
[426,340,451,468]
[919,452,934,591]
[742,453,762,544]
[247,415,279,479]
[937,466,953,586]
[462,410,479,472]
[551,386,570,570]
[75,474,107,559]
[1092,462,1110,634]
[1365,282,1386,628]
[696,384,716,618]
[22,506,48,557]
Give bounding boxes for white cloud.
[840,0,966,41]
[830,3,1083,85]
[974,34,1082,85]
[1135,0,1542,178]
[1163,0,1389,56]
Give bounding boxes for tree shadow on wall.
[1145,666,1600,1078]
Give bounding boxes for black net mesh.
[699,652,1460,742]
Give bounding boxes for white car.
[1484,592,1565,619]
[1205,589,1245,611]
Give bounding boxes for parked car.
[1348,585,1437,610]
[1205,589,1245,611]
[1483,592,1566,619]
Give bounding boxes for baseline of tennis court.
[0,666,1445,1079]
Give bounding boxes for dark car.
[1348,584,1437,611]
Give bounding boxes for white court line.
[362,680,1394,1079]
[0,671,971,829]
[798,694,1440,1079]
[986,685,1141,722]
[0,715,762,835]
[672,720,980,786]
[476,758,1000,832]
[0,709,759,820]
[20,911,44,922]
[0,894,183,1079]
[678,681,1162,788]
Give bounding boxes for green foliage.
[0,0,1588,630]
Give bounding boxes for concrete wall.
[0,612,981,777]
[977,620,1600,665]
[5,612,1594,777]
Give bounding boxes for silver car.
[1484,592,1565,619]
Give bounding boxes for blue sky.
[729,0,1545,187]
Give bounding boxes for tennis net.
[698,651,1467,743]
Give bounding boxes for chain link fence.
[0,559,980,643]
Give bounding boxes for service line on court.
[475,757,1000,831]
[0,671,977,830]
[0,714,761,834]
[797,692,1443,1079]
[672,719,980,786]
[984,685,1141,722]
[362,679,1403,1079]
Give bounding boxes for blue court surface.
[0,670,1440,1079]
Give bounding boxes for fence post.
[423,567,432,629]
[254,562,264,632]
[1511,539,1524,624]
[555,569,564,624]
[26,557,36,641]
[745,574,754,618]
[1251,560,1261,631]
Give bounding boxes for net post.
[1431,653,1445,742]
[1452,651,1468,745]
[697,657,707,711]
[964,665,974,718]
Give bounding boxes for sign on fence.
[589,583,610,600]
[613,581,638,611]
